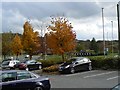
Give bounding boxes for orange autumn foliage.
[22,21,41,59]
[46,17,76,61]
[11,34,23,58]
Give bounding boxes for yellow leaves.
[47,17,76,55]
[22,21,41,55]
[11,34,23,56]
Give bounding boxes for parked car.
[59,57,92,74]
[112,83,120,90]
[14,60,42,71]
[0,70,51,90]
[1,60,20,70]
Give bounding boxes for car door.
[14,71,36,89]
[73,61,79,72]
[75,58,86,71]
[78,58,90,70]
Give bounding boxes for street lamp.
[102,8,105,56]
[111,21,114,56]
[117,3,120,56]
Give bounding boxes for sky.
[0,0,120,40]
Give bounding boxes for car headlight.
[65,65,70,68]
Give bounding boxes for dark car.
[14,60,42,71]
[0,70,51,90]
[59,57,92,74]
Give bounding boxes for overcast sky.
[1,0,120,40]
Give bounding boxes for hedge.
[89,57,120,70]
[38,56,120,72]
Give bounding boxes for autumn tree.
[47,17,76,61]
[22,21,41,59]
[11,34,23,59]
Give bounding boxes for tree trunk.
[16,53,18,60]
[62,53,65,62]
[29,54,32,60]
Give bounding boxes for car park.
[14,60,42,71]
[59,57,92,74]
[0,70,51,90]
[1,60,20,70]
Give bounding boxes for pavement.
[40,70,120,89]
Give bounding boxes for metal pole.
[117,4,120,56]
[102,8,105,56]
[111,21,114,56]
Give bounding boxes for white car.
[2,60,20,69]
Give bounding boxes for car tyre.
[34,86,43,90]
[88,63,92,71]
[70,67,75,74]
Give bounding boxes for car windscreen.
[64,59,76,65]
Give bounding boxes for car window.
[26,60,36,64]
[83,58,88,62]
[1,72,16,82]
[77,57,84,61]
[17,71,31,80]
[2,61,10,65]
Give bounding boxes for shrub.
[38,55,63,68]
[90,57,120,70]
[42,64,59,72]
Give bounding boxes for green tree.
[2,32,14,59]
[90,37,98,54]
[76,43,85,52]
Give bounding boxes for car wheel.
[88,63,92,71]
[25,67,29,71]
[70,67,75,74]
[34,86,43,90]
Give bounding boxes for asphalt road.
[43,70,120,89]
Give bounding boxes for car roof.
[2,60,19,62]
[0,70,26,74]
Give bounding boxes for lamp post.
[111,21,114,56]
[117,3,120,56]
[102,8,105,56]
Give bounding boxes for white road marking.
[107,76,119,80]
[65,70,99,77]
[83,71,116,78]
